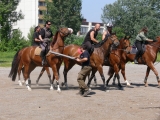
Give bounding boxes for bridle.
[59,28,70,37]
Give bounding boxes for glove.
[153,39,157,42]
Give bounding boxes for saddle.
[130,44,146,55]
[34,46,51,56]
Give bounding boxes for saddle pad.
[35,47,42,56]
[130,44,146,54]
[130,47,137,54]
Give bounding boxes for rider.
[82,23,100,54]
[134,27,154,64]
[32,26,42,46]
[39,20,54,65]
[102,22,113,40]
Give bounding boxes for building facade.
[13,0,106,39]
[13,0,47,39]
[80,19,106,35]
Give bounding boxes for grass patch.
[0,51,160,67]
[0,51,16,67]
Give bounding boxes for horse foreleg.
[112,73,116,85]
[144,66,150,87]
[93,76,97,86]
[62,60,75,88]
[45,67,52,84]
[147,62,160,87]
[87,74,95,88]
[121,63,130,86]
[23,65,32,91]
[51,64,61,92]
[97,66,106,90]
[106,74,114,86]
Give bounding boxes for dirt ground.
[0,63,160,120]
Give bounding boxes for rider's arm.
[102,31,107,40]
[39,29,45,41]
[90,31,99,43]
[34,32,41,42]
[139,32,153,41]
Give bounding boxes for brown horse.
[62,34,119,91]
[9,27,71,91]
[87,36,131,89]
[14,47,52,86]
[108,36,160,87]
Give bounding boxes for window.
[39,1,46,6]
[39,10,43,15]
[38,19,44,24]
[81,27,88,35]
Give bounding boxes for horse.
[108,36,160,87]
[8,27,71,91]
[14,47,52,86]
[87,36,131,89]
[62,34,119,91]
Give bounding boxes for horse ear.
[111,32,116,35]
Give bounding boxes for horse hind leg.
[112,73,116,85]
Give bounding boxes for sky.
[81,0,117,23]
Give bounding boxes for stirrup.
[134,59,138,64]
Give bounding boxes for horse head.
[59,27,72,37]
[121,35,131,54]
[109,34,119,47]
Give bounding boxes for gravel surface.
[0,63,160,120]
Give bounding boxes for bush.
[65,34,84,45]
[0,29,29,52]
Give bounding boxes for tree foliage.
[101,0,160,42]
[27,25,35,46]
[0,0,24,42]
[44,0,83,34]
[0,29,29,51]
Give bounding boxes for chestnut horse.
[62,34,119,91]
[108,36,160,87]
[9,27,71,91]
[87,36,131,89]
[14,47,52,86]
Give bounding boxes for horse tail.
[8,50,21,81]
[107,67,114,76]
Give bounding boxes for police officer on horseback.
[102,22,113,40]
[134,27,154,64]
[82,23,100,54]
[39,21,54,65]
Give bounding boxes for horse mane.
[50,31,59,47]
[94,35,111,48]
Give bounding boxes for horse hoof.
[125,80,131,86]
[112,82,116,85]
[61,82,64,87]
[119,86,124,90]
[21,80,25,85]
[158,81,160,87]
[18,82,22,86]
[27,88,32,91]
[57,89,61,93]
[144,82,148,87]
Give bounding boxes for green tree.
[44,0,83,34]
[101,0,160,42]
[0,0,23,42]
[8,29,29,51]
[27,25,36,46]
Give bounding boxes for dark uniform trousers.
[77,66,92,91]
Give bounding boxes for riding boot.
[40,50,46,65]
[134,52,139,64]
